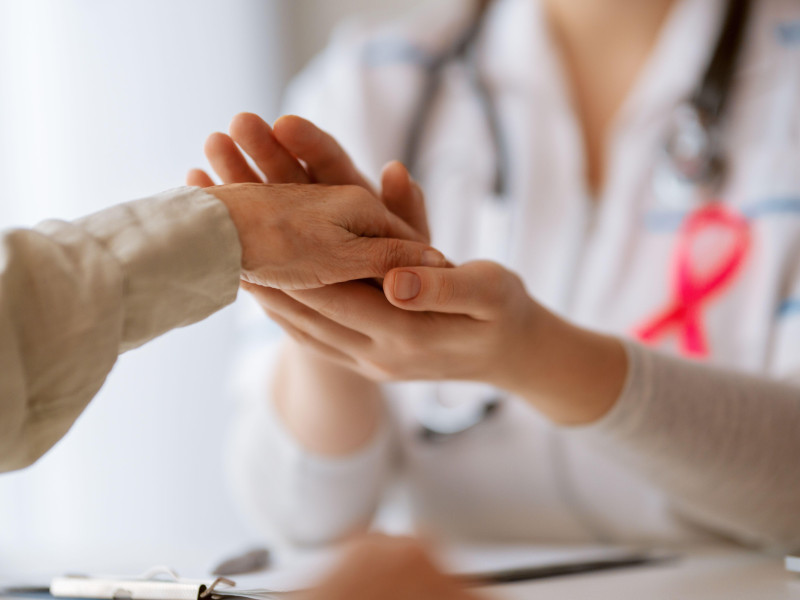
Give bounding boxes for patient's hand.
[191,117,444,289]
[188,113,430,242]
[208,182,443,289]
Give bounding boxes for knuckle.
[472,261,508,304]
[473,259,500,280]
[373,238,404,272]
[433,272,456,306]
[341,184,372,205]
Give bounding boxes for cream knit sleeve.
[577,341,800,551]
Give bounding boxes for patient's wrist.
[208,183,273,274]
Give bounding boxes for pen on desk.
[459,551,678,586]
[212,548,271,576]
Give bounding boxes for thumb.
[383,261,508,319]
[340,238,447,282]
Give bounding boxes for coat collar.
[481,0,727,129]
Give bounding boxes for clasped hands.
[190,113,538,391]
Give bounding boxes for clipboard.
[49,568,289,600]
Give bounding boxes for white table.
[485,546,800,599]
[1,545,796,600]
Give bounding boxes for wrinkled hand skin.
[209,182,443,290]
[191,113,440,290]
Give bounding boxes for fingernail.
[394,272,421,301]
[421,250,445,267]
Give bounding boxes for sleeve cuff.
[74,187,242,351]
[569,339,655,440]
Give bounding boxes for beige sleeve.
[577,341,800,551]
[0,187,241,472]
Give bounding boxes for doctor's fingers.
[273,115,377,194]
[244,284,372,351]
[381,161,431,243]
[343,193,430,245]
[284,281,407,338]
[266,312,359,369]
[186,168,215,188]
[204,132,264,184]
[384,261,517,319]
[324,226,449,292]
[228,112,310,184]
[303,535,474,600]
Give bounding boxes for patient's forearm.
[0,188,240,472]
[272,341,385,456]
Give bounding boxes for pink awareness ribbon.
[634,204,751,358]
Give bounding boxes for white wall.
[284,0,430,76]
[0,0,288,578]
[0,0,424,580]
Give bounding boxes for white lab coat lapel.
[478,0,598,313]
[559,0,727,334]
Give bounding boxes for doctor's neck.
[542,0,677,54]
[541,0,677,194]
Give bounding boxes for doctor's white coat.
[229,0,800,551]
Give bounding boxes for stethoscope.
[406,0,753,441]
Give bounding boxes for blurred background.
[0,0,426,578]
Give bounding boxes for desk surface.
[486,546,800,600]
[1,546,796,600]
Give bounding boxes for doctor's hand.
[245,260,627,425]
[243,260,531,382]
[300,535,480,600]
